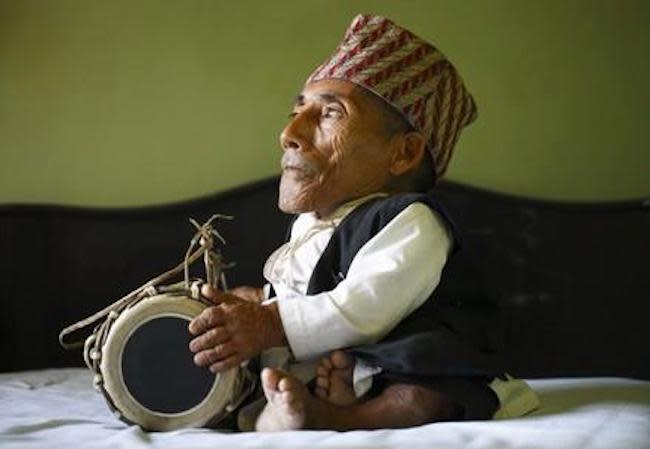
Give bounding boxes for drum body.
[94,294,252,431]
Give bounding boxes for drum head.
[100,294,239,431]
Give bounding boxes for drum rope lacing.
[58,215,258,429]
[58,214,231,355]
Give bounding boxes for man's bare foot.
[255,367,455,431]
[256,368,312,431]
[314,350,358,406]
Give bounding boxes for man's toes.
[319,356,333,370]
[277,373,302,394]
[314,386,328,400]
[330,350,353,370]
[274,375,308,413]
[256,371,310,432]
[316,375,329,389]
[316,365,330,377]
[261,368,283,395]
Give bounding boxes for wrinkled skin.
[189,285,283,373]
[190,79,425,373]
[228,285,265,304]
[279,79,398,217]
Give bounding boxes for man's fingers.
[193,342,235,367]
[189,327,230,352]
[188,306,225,335]
[209,355,243,373]
[201,284,221,305]
[201,284,237,306]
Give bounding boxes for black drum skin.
[121,316,215,414]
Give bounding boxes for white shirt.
[261,194,539,417]
[264,195,451,360]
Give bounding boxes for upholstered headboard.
[1,178,648,379]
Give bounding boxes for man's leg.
[255,367,457,431]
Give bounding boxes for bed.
[1,368,649,448]
[1,178,649,448]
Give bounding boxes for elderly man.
[188,14,538,431]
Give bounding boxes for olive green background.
[0,0,647,206]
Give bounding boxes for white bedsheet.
[1,368,649,449]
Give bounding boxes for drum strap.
[58,215,231,350]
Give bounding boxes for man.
[188,14,538,431]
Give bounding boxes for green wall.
[0,0,647,206]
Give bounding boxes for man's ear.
[389,131,426,176]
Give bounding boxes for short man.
[188,14,538,431]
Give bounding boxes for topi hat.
[307,14,477,180]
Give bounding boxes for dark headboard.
[1,178,648,379]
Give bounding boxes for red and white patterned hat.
[307,14,477,180]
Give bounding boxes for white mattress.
[1,368,649,449]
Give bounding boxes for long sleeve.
[275,203,452,361]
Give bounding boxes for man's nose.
[280,112,311,152]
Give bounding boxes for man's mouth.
[281,153,317,177]
[282,166,313,182]
[282,165,308,173]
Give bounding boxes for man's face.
[278,79,394,217]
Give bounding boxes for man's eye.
[322,107,343,119]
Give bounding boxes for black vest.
[291,192,503,383]
[306,191,459,296]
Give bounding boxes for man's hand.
[227,286,265,304]
[188,285,286,373]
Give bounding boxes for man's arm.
[188,203,450,372]
[188,285,286,373]
[275,203,452,360]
